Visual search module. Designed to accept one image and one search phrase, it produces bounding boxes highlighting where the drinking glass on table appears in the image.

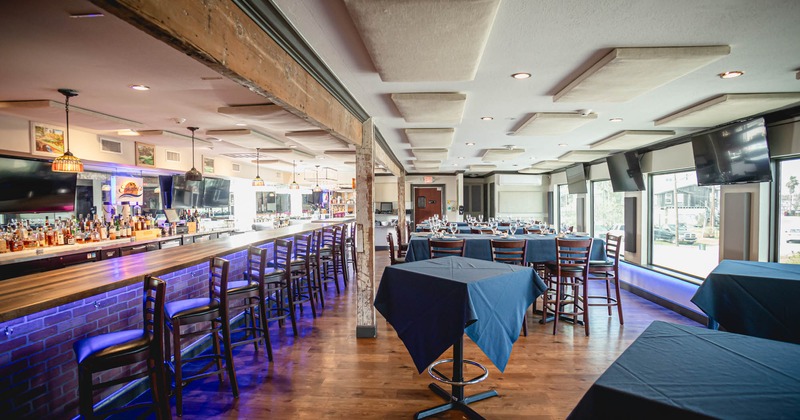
[509,222,517,237]
[449,223,458,236]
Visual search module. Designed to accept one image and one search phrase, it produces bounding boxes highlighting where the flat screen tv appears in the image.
[170,175,201,209]
[0,156,77,212]
[565,163,588,194]
[607,152,646,192]
[691,118,772,186]
[200,178,230,208]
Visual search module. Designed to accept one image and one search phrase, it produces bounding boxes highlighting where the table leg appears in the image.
[414,336,498,420]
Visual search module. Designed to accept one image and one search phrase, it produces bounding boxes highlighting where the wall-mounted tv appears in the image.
[170,175,201,209]
[0,156,77,213]
[607,152,646,192]
[691,118,772,186]
[200,178,230,208]
[565,163,588,194]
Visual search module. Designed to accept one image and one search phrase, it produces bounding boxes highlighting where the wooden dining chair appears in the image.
[395,223,409,258]
[543,237,593,336]
[428,238,466,259]
[524,227,542,234]
[386,233,405,265]
[588,233,623,324]
[490,239,530,336]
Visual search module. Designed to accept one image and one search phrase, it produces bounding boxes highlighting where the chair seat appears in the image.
[226,280,259,295]
[589,259,614,267]
[264,267,285,277]
[544,261,585,273]
[74,330,149,364]
[165,297,219,319]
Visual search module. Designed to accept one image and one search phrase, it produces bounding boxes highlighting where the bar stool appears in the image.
[226,246,273,361]
[543,238,593,335]
[291,232,318,319]
[344,222,357,275]
[386,233,405,265]
[319,226,344,294]
[307,229,326,309]
[265,239,298,336]
[490,239,529,336]
[588,233,624,324]
[73,275,171,420]
[164,257,238,416]
[335,224,350,288]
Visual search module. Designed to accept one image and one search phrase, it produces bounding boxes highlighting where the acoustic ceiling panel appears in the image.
[558,150,610,162]
[134,130,213,148]
[405,128,455,147]
[655,93,800,127]
[0,100,144,130]
[205,129,285,149]
[512,112,597,136]
[554,46,730,103]
[343,0,501,81]
[530,160,571,170]
[517,167,549,174]
[393,93,466,123]
[217,104,317,131]
[468,164,497,172]
[413,160,441,170]
[482,148,526,162]
[412,148,449,161]
[590,130,676,150]
[285,130,351,150]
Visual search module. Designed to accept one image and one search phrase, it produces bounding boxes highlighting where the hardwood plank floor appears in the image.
[173,251,701,419]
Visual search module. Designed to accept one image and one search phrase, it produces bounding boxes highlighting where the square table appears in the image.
[691,259,800,344]
[568,321,800,419]
[375,256,546,419]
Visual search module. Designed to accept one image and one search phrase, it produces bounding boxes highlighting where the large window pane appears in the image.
[650,171,720,278]
[558,184,576,232]
[592,180,625,249]
[778,159,800,263]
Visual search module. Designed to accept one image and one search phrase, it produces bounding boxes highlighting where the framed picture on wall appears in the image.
[30,122,65,156]
[203,156,214,174]
[135,142,156,167]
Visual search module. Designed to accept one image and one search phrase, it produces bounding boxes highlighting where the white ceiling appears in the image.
[1,0,799,179]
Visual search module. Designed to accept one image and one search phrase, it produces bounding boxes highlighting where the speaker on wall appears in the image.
[624,197,637,253]
[722,192,751,260]
[576,197,585,232]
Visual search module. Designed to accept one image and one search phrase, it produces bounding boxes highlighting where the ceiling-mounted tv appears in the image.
[200,178,230,208]
[170,175,201,209]
[0,156,77,213]
[691,118,772,186]
[565,163,588,194]
[607,152,646,192]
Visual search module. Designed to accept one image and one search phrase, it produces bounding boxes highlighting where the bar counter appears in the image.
[0,221,346,323]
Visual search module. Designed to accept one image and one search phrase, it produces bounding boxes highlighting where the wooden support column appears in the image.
[397,173,406,232]
[355,118,376,338]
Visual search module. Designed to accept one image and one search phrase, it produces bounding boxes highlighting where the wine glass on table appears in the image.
[449,223,458,236]
[509,222,517,237]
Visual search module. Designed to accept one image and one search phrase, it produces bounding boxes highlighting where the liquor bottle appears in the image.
[64,224,74,245]
[0,229,7,253]
[56,224,65,245]
[37,227,45,247]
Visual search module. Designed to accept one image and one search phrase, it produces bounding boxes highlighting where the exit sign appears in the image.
[423,176,433,184]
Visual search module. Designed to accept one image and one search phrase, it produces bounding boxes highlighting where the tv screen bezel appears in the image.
[0,156,77,213]
[607,152,646,192]
[565,163,588,194]
[691,118,772,186]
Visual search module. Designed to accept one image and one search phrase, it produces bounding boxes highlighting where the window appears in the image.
[777,159,800,263]
[558,184,576,232]
[650,171,720,278]
[591,180,624,244]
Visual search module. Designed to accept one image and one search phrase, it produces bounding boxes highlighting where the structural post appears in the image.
[355,118,376,338]
[397,173,406,234]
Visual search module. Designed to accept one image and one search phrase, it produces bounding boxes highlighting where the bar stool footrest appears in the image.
[427,358,489,386]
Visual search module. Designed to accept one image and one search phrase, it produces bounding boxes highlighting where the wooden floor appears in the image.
[171,251,700,419]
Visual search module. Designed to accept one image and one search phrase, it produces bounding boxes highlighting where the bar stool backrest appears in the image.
[554,238,592,278]
[245,246,267,283]
[273,238,293,268]
[604,233,622,267]
[490,239,527,265]
[209,257,231,309]
[143,275,167,358]
[321,226,336,249]
[429,238,466,258]
[294,232,313,260]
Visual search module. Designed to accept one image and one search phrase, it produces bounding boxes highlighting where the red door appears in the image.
[414,188,442,226]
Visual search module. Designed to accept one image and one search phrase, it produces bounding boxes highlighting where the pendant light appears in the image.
[289,159,300,189]
[252,148,265,186]
[313,165,323,192]
[185,127,203,181]
[51,88,83,173]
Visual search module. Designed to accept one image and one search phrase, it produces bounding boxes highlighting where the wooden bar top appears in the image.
[0,220,351,323]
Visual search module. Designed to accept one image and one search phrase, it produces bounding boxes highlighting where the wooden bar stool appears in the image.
[344,222,357,275]
[334,224,350,288]
[543,238,593,335]
[319,226,344,294]
[490,239,530,336]
[73,275,171,420]
[291,232,318,319]
[164,257,238,416]
[308,229,326,309]
[226,246,273,361]
[588,233,624,324]
[265,239,298,336]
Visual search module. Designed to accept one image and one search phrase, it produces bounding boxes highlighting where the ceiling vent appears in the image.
[100,138,122,154]
[165,150,181,162]
[232,163,241,172]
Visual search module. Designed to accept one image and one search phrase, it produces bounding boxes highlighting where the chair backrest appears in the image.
[419,227,432,232]
[310,229,322,262]
[491,239,527,265]
[321,226,336,248]
[294,232,313,261]
[524,227,542,234]
[349,222,356,240]
[245,246,267,283]
[405,221,412,242]
[395,224,404,244]
[273,238,293,268]
[470,228,483,234]
[142,275,166,348]
[554,238,592,278]
[605,233,622,266]
[208,257,231,309]
[386,233,399,265]
[428,238,466,258]
[498,222,511,227]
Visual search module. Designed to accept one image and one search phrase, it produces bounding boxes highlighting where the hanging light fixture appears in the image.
[252,148,265,186]
[51,88,83,173]
[313,165,323,192]
[289,159,300,189]
[185,126,203,181]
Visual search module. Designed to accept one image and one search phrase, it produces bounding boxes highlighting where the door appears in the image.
[414,187,442,225]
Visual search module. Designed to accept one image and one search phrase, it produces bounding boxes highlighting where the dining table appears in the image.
[405,233,606,264]
[568,321,800,419]
[375,256,546,419]
[691,259,800,344]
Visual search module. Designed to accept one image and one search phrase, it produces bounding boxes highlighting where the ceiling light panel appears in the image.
[217,103,317,131]
[590,130,676,150]
[285,130,350,150]
[655,93,800,127]
[558,150,610,162]
[482,148,526,162]
[412,148,449,161]
[554,46,730,103]
[530,160,571,170]
[405,128,455,148]
[344,0,501,81]
[512,112,597,136]
[468,164,497,172]
[392,93,466,123]
[518,167,549,174]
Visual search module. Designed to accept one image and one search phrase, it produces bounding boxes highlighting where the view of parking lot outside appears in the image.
[558,184,576,232]
[778,159,800,264]
[650,171,720,278]
[591,180,625,254]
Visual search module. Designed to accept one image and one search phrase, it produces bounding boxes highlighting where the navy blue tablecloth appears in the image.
[375,256,545,374]
[416,224,509,234]
[568,321,800,419]
[405,234,605,264]
[691,260,800,344]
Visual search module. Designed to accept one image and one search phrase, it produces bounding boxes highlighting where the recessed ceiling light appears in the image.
[481,116,494,121]
[559,143,568,147]
[466,142,476,146]
[458,156,465,159]
[129,84,150,91]
[609,117,624,123]
[511,72,531,79]
[235,123,247,127]
[718,70,744,79]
